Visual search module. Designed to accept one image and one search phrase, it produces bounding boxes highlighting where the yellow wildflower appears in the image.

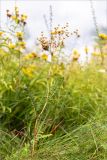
[16,32,23,38]
[22,64,36,78]
[8,43,16,49]
[84,46,89,54]
[99,33,107,40]
[51,31,57,35]
[41,53,48,61]
[72,49,80,61]
[18,41,26,49]
[21,14,28,21]
[11,15,17,20]
[23,52,37,60]
[0,31,4,36]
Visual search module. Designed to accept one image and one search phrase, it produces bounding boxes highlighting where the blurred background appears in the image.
[0,0,106,61]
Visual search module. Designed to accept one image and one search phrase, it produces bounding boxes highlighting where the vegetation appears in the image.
[0,5,107,160]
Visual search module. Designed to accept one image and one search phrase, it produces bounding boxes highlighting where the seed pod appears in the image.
[7,13,12,18]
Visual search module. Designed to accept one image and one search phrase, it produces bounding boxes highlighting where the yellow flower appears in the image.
[57,28,64,34]
[51,31,57,35]
[0,31,4,36]
[23,52,37,60]
[8,43,16,49]
[41,53,48,60]
[99,33,107,40]
[72,49,80,61]
[18,41,26,49]
[12,15,17,20]
[21,14,28,21]
[84,46,89,54]
[22,64,36,78]
[16,32,23,38]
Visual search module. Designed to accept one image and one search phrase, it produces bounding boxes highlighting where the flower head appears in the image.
[21,14,28,21]
[23,52,38,60]
[18,41,26,49]
[8,43,16,49]
[22,64,36,78]
[72,49,80,61]
[0,31,4,36]
[99,33,107,40]
[84,46,89,54]
[16,32,23,41]
[16,32,23,38]
[41,53,48,61]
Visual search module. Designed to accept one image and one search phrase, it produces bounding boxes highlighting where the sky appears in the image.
[0,0,106,61]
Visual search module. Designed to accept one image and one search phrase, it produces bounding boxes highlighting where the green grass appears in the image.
[1,52,107,160]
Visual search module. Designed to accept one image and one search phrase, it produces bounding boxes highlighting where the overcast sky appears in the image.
[0,0,106,60]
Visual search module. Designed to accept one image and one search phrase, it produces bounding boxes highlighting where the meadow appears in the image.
[0,4,107,160]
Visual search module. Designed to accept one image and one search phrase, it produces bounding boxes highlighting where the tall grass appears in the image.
[1,56,107,159]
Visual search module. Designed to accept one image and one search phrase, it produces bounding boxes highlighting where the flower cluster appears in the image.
[22,64,36,78]
[6,7,27,26]
[0,7,27,53]
[23,52,38,60]
[7,41,26,52]
[16,32,24,41]
[38,23,80,58]
[23,52,48,61]
[51,23,80,37]
[91,33,107,64]
[38,33,49,51]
